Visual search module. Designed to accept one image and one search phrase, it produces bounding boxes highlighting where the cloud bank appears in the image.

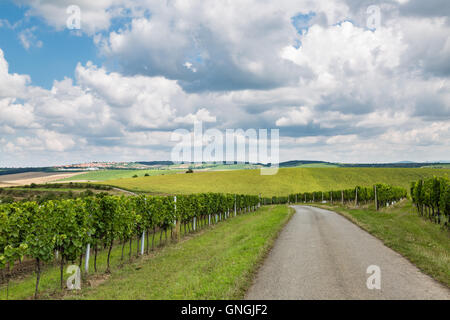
[0,0,449,166]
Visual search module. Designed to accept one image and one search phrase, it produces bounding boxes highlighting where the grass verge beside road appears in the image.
[68,205,293,300]
[311,200,450,288]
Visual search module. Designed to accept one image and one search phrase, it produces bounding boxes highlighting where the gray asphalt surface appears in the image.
[245,205,450,300]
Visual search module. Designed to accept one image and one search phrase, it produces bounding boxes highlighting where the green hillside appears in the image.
[58,169,181,182]
[99,167,449,196]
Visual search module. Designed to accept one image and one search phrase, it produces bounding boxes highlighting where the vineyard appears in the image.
[286,184,407,210]
[0,183,413,299]
[0,193,259,298]
[411,176,450,228]
[258,184,407,209]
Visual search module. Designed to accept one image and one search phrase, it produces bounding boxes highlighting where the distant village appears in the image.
[54,162,152,171]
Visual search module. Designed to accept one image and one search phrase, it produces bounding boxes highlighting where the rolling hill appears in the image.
[98,167,449,196]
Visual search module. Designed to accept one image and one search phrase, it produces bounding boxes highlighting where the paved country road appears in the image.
[245,206,450,300]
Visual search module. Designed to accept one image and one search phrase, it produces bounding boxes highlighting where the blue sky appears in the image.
[0,2,100,89]
[0,0,449,166]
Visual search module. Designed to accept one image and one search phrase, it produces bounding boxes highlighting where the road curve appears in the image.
[245,205,450,300]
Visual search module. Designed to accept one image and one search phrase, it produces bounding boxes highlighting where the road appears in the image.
[111,187,138,196]
[245,205,450,300]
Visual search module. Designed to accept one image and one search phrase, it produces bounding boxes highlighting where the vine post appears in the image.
[84,243,90,273]
[174,196,181,242]
[140,231,145,255]
[374,185,378,211]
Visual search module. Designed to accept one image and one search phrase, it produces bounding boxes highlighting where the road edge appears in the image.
[242,205,296,299]
[307,203,450,290]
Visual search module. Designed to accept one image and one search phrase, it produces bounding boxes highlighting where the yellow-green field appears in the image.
[57,169,181,182]
[99,167,449,196]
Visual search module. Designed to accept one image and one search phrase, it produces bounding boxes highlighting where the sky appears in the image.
[0,0,449,167]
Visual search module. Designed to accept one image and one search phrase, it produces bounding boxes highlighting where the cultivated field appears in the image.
[99,167,449,196]
[57,165,264,182]
[57,169,181,182]
[0,172,86,187]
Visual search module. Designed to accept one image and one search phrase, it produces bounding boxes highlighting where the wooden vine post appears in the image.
[85,243,90,274]
[174,196,181,241]
[374,185,378,211]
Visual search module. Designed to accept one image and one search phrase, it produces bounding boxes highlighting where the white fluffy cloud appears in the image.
[276,107,314,126]
[0,49,30,98]
[15,0,127,34]
[0,48,226,165]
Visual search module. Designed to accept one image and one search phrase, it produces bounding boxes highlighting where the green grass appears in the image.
[293,163,339,168]
[67,205,292,300]
[313,200,450,287]
[199,164,262,171]
[57,169,181,182]
[100,167,449,196]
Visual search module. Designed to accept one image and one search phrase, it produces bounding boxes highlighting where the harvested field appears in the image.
[0,172,87,187]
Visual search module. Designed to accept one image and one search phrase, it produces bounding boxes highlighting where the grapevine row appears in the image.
[263,184,407,209]
[0,193,259,298]
[410,176,450,228]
